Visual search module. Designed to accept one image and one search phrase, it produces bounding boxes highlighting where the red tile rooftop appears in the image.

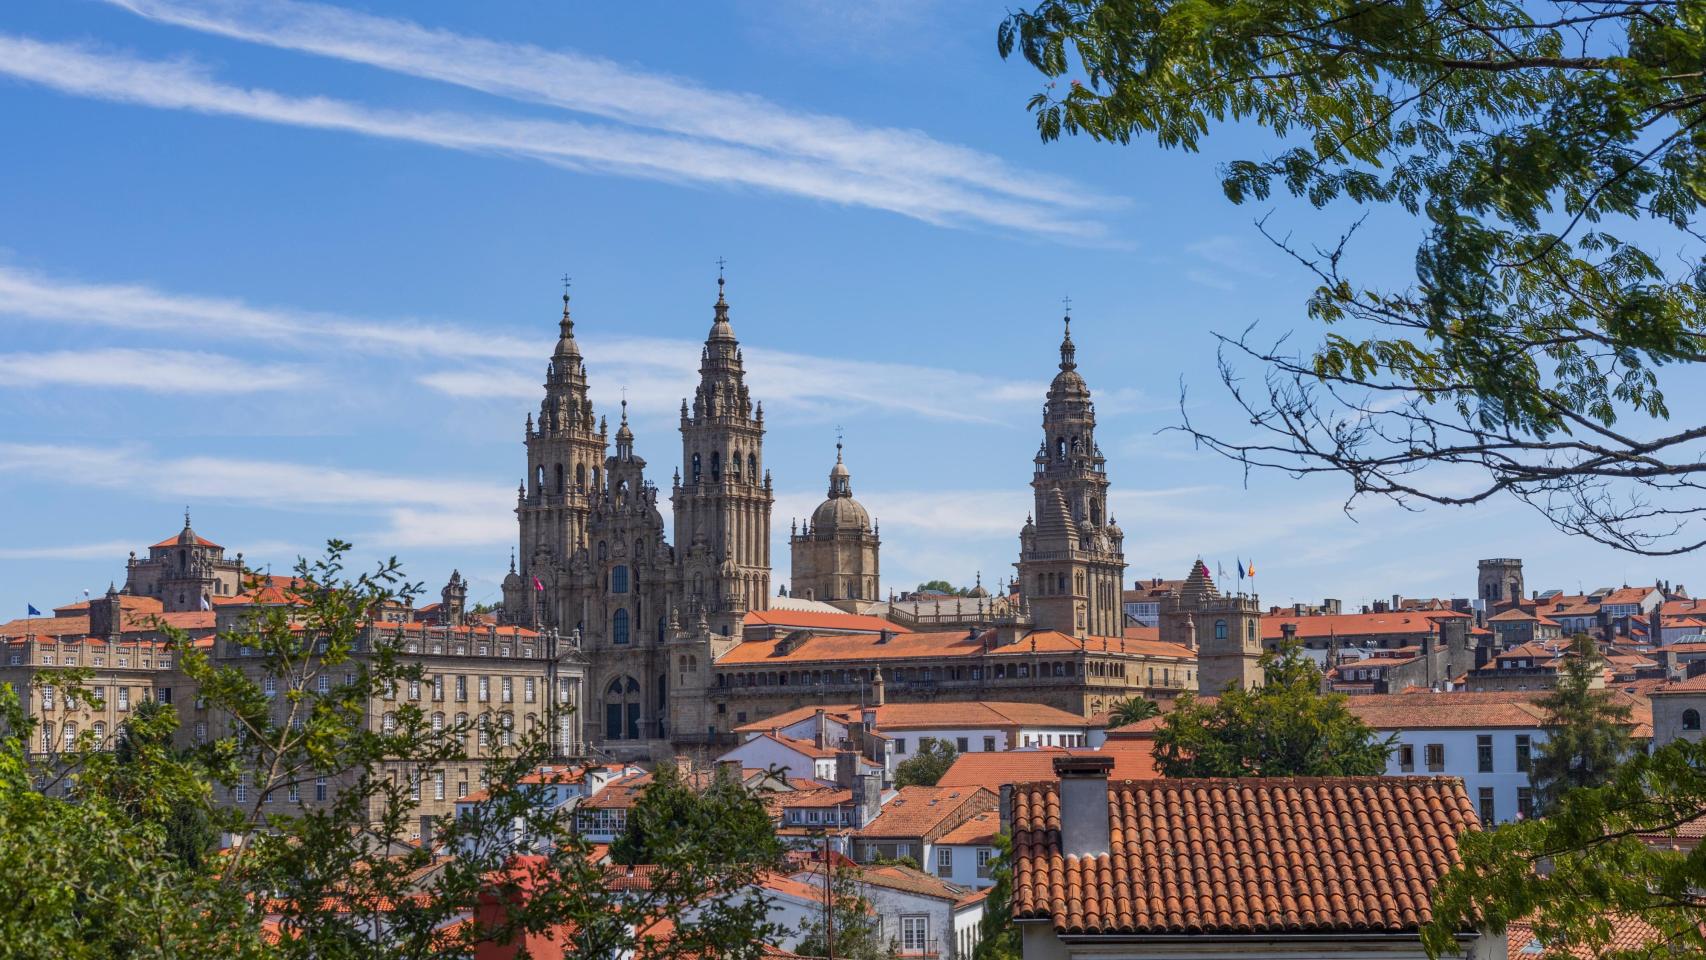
[1011,776,1478,936]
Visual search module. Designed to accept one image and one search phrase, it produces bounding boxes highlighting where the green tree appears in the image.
[893,738,959,787]
[610,763,785,869]
[1424,739,1706,958]
[973,833,1022,960]
[1153,639,1392,776]
[1,542,788,960]
[999,0,1706,557]
[1106,696,1159,729]
[1529,635,1634,814]
[795,864,897,960]
[914,580,972,596]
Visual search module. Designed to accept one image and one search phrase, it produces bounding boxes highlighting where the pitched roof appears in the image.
[717,628,1095,666]
[937,743,1158,789]
[935,811,999,846]
[1263,609,1470,640]
[854,786,994,839]
[1505,913,1669,957]
[733,700,1094,735]
[742,609,901,635]
[1011,776,1477,936]
[1345,692,1551,729]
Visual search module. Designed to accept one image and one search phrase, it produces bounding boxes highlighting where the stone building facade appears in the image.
[788,444,881,609]
[502,280,768,758]
[1158,559,1265,693]
[1015,318,1127,640]
[122,513,246,611]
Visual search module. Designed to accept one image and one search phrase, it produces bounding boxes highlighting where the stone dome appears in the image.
[810,442,871,533]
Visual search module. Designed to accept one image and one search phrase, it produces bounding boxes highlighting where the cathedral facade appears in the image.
[502,279,769,754]
[503,284,1196,758]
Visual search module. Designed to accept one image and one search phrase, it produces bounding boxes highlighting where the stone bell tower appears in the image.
[672,273,773,636]
[1016,313,1127,639]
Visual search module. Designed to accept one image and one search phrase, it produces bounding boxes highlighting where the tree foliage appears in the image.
[1530,635,1634,814]
[1424,738,1706,958]
[1153,639,1393,776]
[0,542,785,959]
[1107,696,1160,729]
[973,833,1023,960]
[893,738,959,787]
[1000,0,1706,556]
[914,580,975,596]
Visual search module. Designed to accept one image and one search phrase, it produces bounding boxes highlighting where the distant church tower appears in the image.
[1160,559,1264,693]
[1015,314,1127,639]
[1478,558,1524,607]
[672,274,773,636]
[790,442,881,609]
[514,290,608,626]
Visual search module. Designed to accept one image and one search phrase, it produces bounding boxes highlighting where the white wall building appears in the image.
[1346,693,1552,823]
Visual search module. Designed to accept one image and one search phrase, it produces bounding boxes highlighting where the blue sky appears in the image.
[0,0,1691,617]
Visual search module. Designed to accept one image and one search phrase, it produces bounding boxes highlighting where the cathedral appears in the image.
[503,279,1202,759]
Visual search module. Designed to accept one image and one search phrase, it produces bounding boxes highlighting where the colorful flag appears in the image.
[26,604,40,617]
[1247,560,1256,577]
[532,576,544,592]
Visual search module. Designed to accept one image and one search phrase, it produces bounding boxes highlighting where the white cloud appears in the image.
[0,263,540,361]
[0,347,306,392]
[0,541,142,561]
[0,442,514,550]
[0,31,1102,239]
[101,0,1097,214]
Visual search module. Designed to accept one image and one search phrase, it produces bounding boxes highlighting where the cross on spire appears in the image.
[1061,294,1072,316]
[714,256,728,305]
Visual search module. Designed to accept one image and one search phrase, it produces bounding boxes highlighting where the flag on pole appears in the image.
[1247,559,1256,578]
[26,604,40,617]
[532,576,544,592]
[1235,557,1244,581]
[199,595,212,611]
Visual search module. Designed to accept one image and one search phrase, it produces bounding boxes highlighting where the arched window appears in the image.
[1214,619,1228,640]
[576,464,586,490]
[535,465,545,492]
[431,712,444,733]
[605,676,641,741]
[731,448,742,479]
[382,712,397,734]
[1686,709,1702,731]
[611,565,629,594]
[554,464,565,494]
[1056,437,1066,459]
[1246,620,1257,643]
[613,609,630,645]
[748,454,757,483]
[91,721,105,742]
[692,453,702,482]
[711,452,721,482]
[62,722,76,750]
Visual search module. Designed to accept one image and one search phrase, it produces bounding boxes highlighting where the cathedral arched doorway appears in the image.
[604,676,641,741]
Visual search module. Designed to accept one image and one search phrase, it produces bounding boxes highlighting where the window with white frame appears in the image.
[117,687,130,711]
[901,916,929,952]
[317,675,330,694]
[938,847,953,875]
[479,676,490,702]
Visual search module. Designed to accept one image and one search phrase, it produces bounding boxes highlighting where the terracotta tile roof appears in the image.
[796,862,965,902]
[935,811,999,846]
[1650,672,1706,695]
[733,700,1093,735]
[1600,587,1658,607]
[743,609,901,634]
[53,594,163,616]
[1346,692,1551,729]
[149,533,221,549]
[1122,625,1160,643]
[718,628,1110,666]
[1261,610,1470,641]
[780,787,853,809]
[854,786,994,839]
[1505,913,1668,957]
[1011,776,1478,936]
[937,744,1158,789]
[1488,608,1541,622]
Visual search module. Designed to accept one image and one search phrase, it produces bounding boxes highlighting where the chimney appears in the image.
[1392,594,1403,612]
[878,629,893,644]
[1051,754,1113,858]
[716,759,742,784]
[671,754,693,779]
[814,708,829,749]
[871,668,885,707]
[835,749,858,788]
[1280,622,1298,646]
[1474,640,1492,670]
